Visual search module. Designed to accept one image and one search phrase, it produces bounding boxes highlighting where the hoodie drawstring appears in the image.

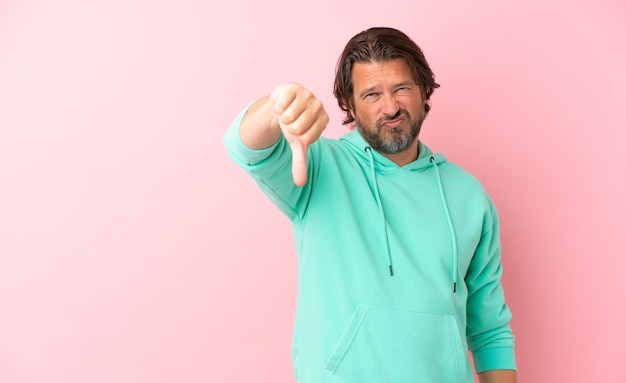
[362,146,458,291]
[365,147,394,276]
[430,156,458,293]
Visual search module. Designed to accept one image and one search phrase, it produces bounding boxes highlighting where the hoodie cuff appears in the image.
[472,347,517,373]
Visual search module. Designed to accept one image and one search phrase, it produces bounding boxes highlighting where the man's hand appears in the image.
[269,83,329,186]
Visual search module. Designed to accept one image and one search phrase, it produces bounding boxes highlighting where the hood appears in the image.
[340,130,448,172]
[339,130,458,293]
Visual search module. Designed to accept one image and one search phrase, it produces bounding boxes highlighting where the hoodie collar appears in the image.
[340,130,447,172]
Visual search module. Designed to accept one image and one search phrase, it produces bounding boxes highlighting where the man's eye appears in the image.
[396,87,412,94]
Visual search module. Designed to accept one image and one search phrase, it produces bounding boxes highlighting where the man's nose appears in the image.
[381,93,400,117]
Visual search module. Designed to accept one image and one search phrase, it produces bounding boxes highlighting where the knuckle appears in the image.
[289,120,305,135]
[322,113,329,125]
[280,109,296,123]
[272,84,298,112]
[272,97,288,115]
[312,98,324,113]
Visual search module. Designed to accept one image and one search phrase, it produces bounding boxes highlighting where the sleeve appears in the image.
[223,104,314,221]
[465,196,517,373]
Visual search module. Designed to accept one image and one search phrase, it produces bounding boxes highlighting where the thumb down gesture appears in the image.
[269,83,329,186]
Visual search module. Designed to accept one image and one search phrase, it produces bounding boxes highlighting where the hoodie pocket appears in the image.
[325,304,469,383]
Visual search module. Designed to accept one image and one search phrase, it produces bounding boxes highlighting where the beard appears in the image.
[355,107,425,155]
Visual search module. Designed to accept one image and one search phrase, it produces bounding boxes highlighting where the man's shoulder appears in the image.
[310,130,363,157]
[439,159,490,195]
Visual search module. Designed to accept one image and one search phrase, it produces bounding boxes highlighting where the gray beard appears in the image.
[356,109,425,155]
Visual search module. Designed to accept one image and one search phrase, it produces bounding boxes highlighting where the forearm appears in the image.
[239,96,282,150]
[478,369,517,383]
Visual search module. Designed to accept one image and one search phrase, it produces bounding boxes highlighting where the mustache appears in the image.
[382,109,404,121]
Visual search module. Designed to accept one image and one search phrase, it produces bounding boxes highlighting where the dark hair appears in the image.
[333,27,440,125]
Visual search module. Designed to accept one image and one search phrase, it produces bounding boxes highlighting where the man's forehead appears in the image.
[352,59,414,89]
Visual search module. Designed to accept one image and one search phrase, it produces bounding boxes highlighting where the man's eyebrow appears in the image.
[358,86,379,98]
[395,81,417,88]
[358,81,417,98]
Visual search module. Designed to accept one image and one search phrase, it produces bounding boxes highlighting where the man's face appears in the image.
[351,59,425,155]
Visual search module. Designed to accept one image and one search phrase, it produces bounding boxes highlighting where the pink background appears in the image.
[1,0,625,382]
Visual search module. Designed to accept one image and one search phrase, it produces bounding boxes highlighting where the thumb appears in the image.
[288,139,308,186]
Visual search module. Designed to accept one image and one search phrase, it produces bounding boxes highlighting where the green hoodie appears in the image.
[224,107,516,383]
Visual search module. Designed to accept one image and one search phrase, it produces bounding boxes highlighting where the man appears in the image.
[224,27,517,383]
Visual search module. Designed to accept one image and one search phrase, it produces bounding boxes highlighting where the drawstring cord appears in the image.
[365,147,394,276]
[430,156,458,293]
[362,148,458,289]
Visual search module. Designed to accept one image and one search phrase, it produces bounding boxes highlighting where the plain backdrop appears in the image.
[1,0,625,382]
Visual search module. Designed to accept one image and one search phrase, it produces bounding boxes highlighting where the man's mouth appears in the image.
[381,116,405,130]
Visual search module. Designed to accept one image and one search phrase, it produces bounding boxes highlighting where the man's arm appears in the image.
[238,96,281,150]
[478,369,517,383]
[465,197,517,373]
[239,83,329,186]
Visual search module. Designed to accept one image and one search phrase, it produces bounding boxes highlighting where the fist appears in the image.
[269,84,329,186]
